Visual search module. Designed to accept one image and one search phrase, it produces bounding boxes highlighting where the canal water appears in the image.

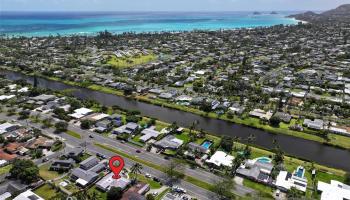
[2,70,350,172]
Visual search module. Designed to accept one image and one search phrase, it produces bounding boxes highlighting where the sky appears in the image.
[0,0,349,12]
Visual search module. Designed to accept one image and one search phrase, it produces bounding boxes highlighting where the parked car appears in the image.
[136,150,141,153]
[145,173,151,178]
[96,153,107,159]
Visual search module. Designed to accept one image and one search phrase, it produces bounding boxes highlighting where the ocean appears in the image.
[0,11,300,37]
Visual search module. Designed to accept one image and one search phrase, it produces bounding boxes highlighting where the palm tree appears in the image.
[130,163,143,183]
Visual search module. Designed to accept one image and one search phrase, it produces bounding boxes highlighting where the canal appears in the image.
[2,70,350,172]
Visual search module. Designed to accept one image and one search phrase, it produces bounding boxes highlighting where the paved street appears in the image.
[0,112,255,199]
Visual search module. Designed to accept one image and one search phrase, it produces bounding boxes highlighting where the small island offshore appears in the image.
[0,3,349,200]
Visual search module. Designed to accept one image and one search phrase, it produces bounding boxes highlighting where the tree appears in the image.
[0,135,5,144]
[287,187,304,199]
[53,107,69,121]
[231,153,244,176]
[10,159,39,183]
[269,116,281,127]
[18,110,30,120]
[272,144,284,167]
[31,149,43,159]
[345,173,350,185]
[42,117,53,128]
[220,136,234,153]
[130,163,143,183]
[80,120,92,129]
[146,193,155,200]
[212,178,235,200]
[107,187,123,200]
[165,160,185,185]
[55,121,68,133]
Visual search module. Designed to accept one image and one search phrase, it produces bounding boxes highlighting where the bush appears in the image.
[10,159,39,183]
[80,120,93,129]
[55,121,68,133]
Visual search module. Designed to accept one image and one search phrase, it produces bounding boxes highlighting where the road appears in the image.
[0,112,255,199]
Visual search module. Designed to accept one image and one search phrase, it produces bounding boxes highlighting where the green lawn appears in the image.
[34,184,60,199]
[155,188,170,200]
[88,186,107,200]
[66,130,81,139]
[175,132,190,143]
[243,179,274,198]
[107,54,156,68]
[130,174,162,189]
[39,163,61,180]
[0,164,12,175]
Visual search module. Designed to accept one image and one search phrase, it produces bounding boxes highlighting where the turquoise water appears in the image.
[294,167,305,178]
[256,157,272,163]
[0,11,300,37]
[201,141,213,149]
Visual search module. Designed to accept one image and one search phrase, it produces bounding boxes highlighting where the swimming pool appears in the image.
[201,141,213,149]
[294,166,305,178]
[255,157,272,163]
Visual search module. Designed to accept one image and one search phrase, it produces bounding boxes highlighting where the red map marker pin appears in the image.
[109,155,125,179]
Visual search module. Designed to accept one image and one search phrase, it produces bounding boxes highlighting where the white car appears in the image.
[145,173,151,178]
[152,192,158,196]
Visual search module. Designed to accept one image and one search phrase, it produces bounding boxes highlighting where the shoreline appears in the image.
[0,12,300,38]
[2,67,350,152]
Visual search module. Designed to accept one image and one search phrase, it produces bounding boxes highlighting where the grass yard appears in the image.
[155,188,170,200]
[66,130,81,139]
[34,184,60,199]
[175,132,190,143]
[39,163,61,180]
[88,186,107,200]
[130,174,162,189]
[0,164,12,175]
[243,179,274,198]
[107,54,156,68]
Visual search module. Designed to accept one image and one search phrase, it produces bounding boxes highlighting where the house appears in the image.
[71,168,99,187]
[139,126,161,142]
[206,151,234,168]
[31,94,56,102]
[317,180,350,200]
[236,159,274,184]
[68,107,94,119]
[80,156,100,170]
[108,114,123,126]
[187,142,209,154]
[13,190,44,200]
[113,122,138,135]
[50,159,75,171]
[273,112,292,123]
[228,104,245,115]
[65,147,84,160]
[159,93,173,99]
[303,119,324,130]
[89,160,107,173]
[154,135,184,150]
[83,113,110,122]
[249,109,273,120]
[95,120,112,133]
[96,173,131,192]
[0,122,19,135]
[121,182,150,200]
[275,166,308,192]
[0,149,17,161]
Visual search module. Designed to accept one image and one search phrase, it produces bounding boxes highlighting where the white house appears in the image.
[68,107,93,119]
[317,180,350,200]
[206,151,234,167]
[13,190,44,200]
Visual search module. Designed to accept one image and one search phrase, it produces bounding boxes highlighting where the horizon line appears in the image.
[0,10,321,13]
